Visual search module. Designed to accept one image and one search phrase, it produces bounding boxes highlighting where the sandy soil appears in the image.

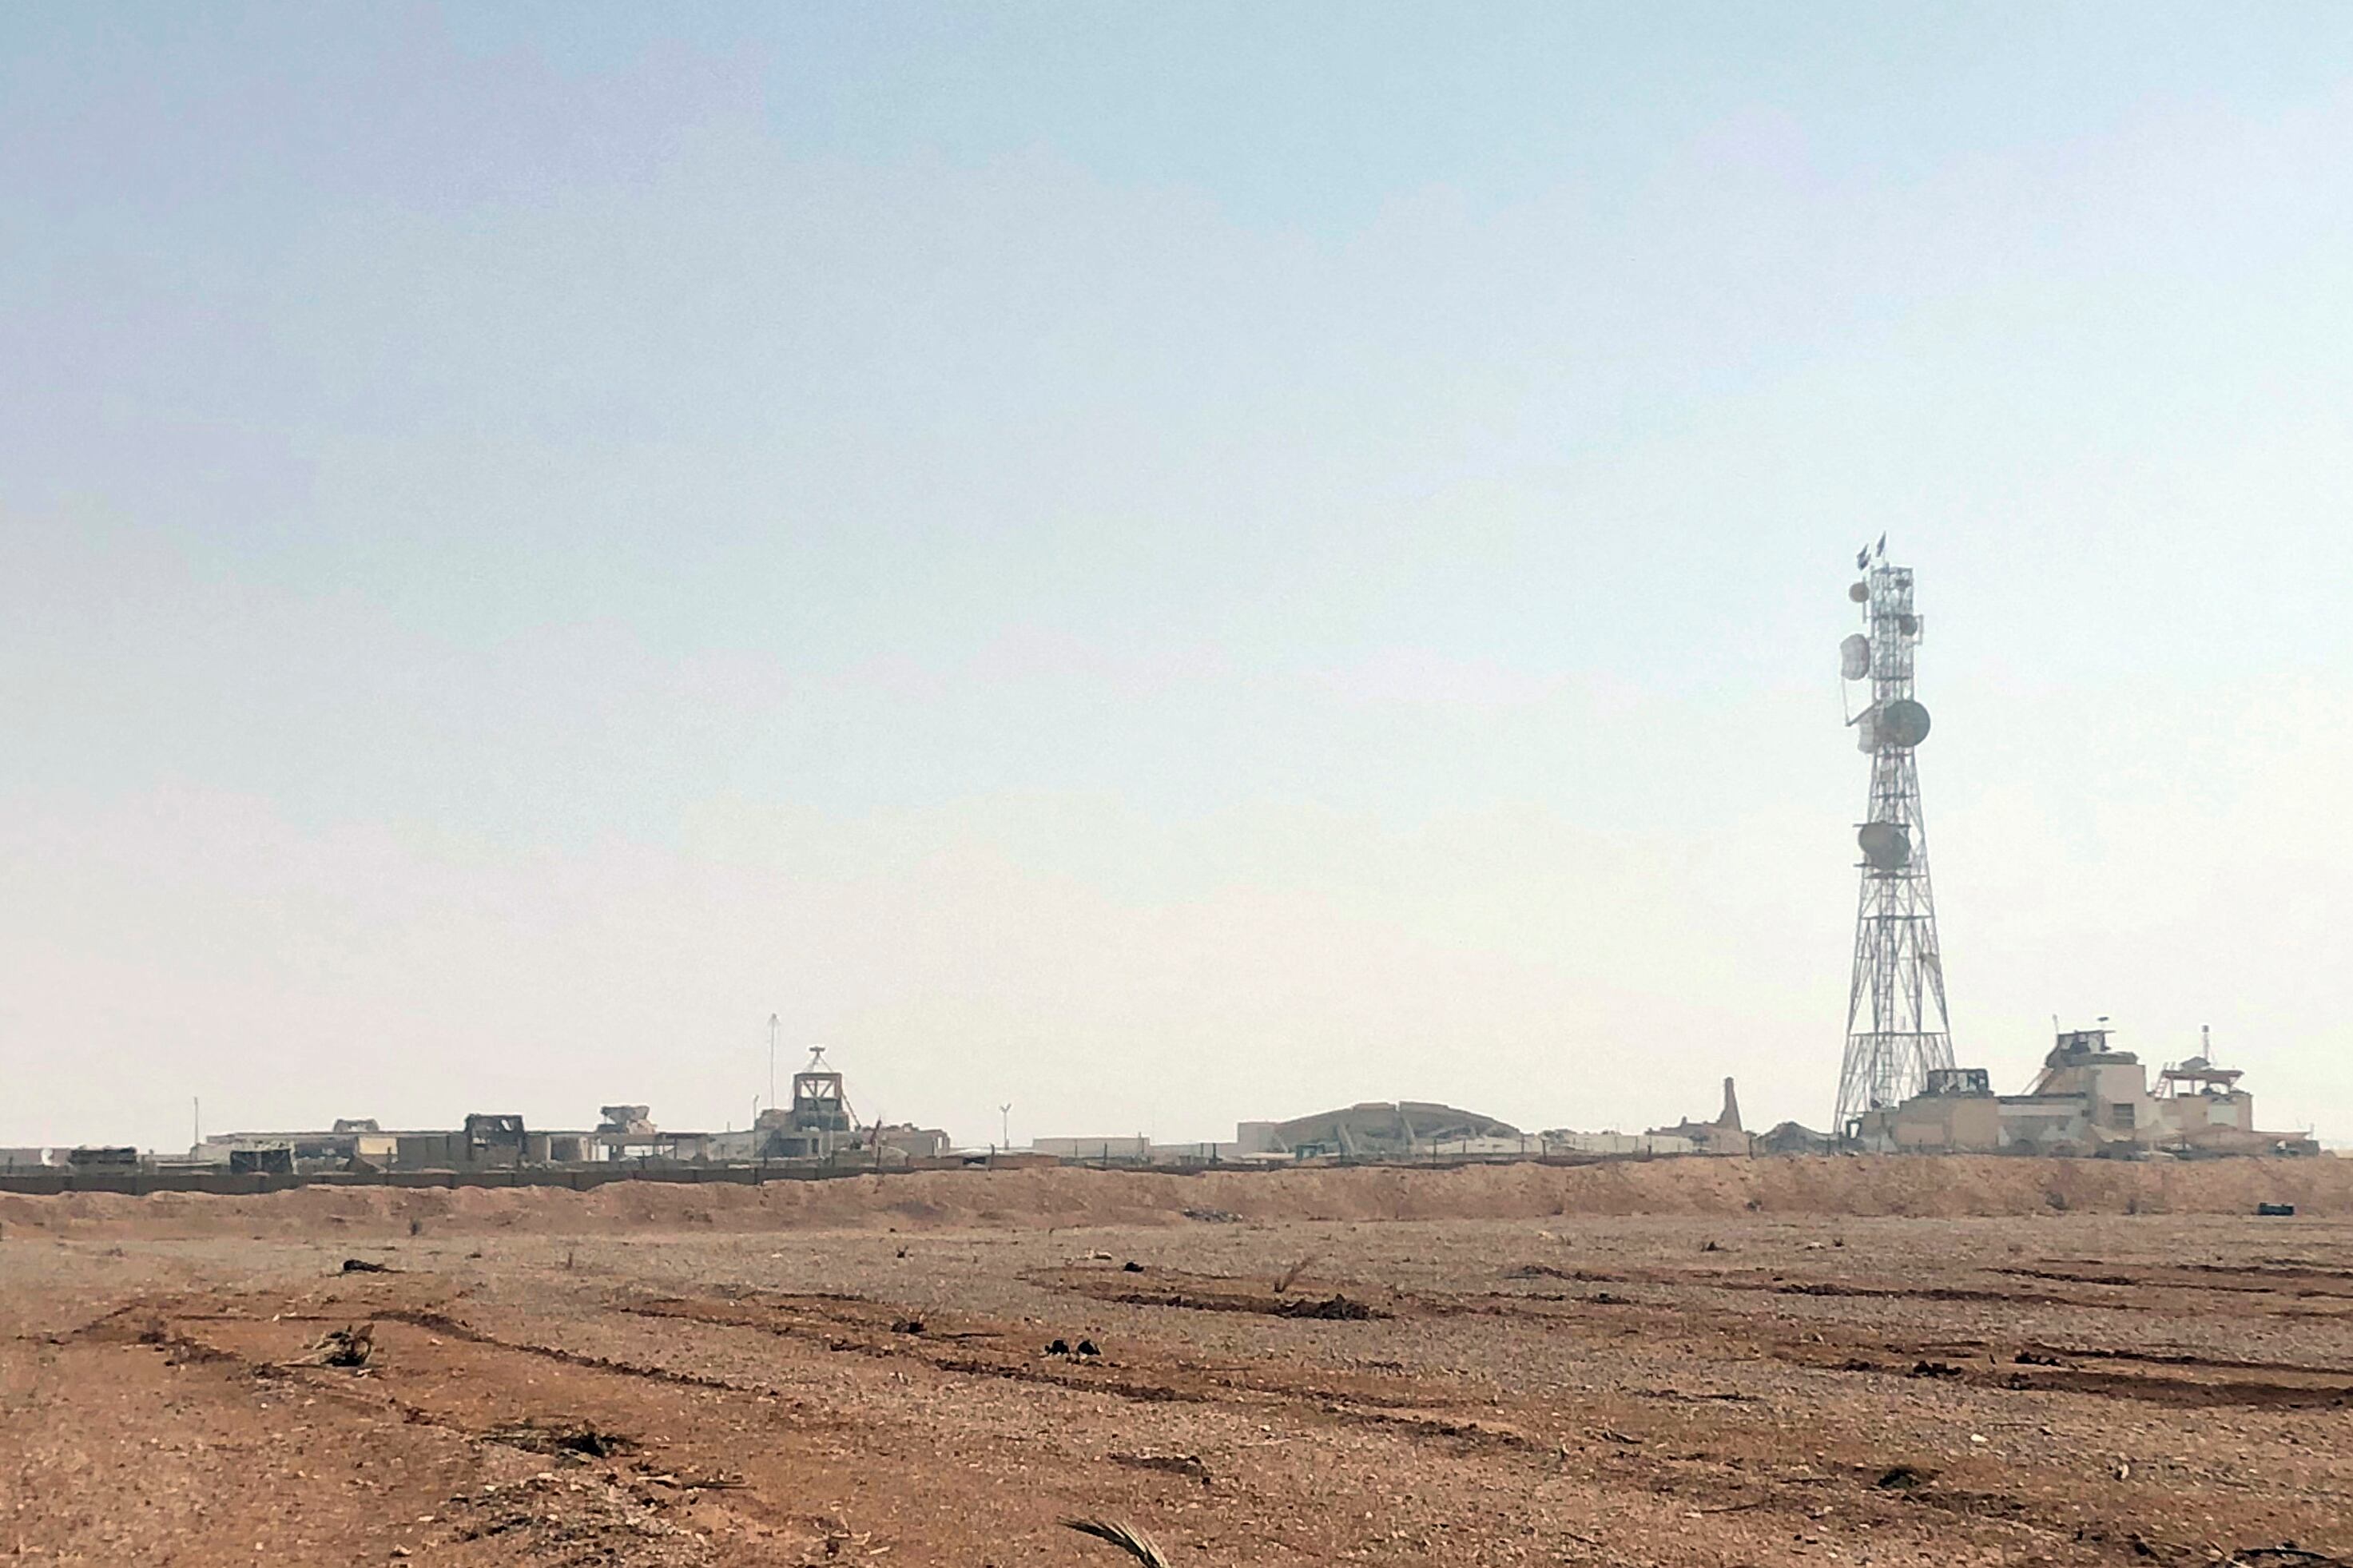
[4,1159,2350,1566]
[7,1154,2353,1241]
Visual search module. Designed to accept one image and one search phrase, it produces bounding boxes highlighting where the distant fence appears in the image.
[0,1162,926,1197]
[0,1150,1633,1198]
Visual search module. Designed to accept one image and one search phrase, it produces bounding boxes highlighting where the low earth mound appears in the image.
[3,1155,2347,1240]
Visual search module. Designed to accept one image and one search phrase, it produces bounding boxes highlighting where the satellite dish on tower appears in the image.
[1834,541,1954,1132]
[1858,821,1911,870]
[1878,698,1931,748]
[1839,634,1870,681]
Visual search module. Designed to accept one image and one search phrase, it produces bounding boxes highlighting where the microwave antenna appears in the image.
[1834,539,1956,1129]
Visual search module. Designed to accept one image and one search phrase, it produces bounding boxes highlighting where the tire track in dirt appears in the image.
[372,1307,767,1396]
[1783,1344,2353,1410]
[2000,1266,2353,1300]
[617,1291,1549,1456]
[988,1267,2353,1554]
[46,1301,769,1566]
[1431,1268,2353,1408]
[607,1287,2089,1550]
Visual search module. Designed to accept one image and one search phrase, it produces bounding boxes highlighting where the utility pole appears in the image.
[1000,1102,1012,1153]
[767,1013,781,1117]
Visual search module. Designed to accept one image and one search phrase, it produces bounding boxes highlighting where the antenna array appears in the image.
[1834,543,1957,1129]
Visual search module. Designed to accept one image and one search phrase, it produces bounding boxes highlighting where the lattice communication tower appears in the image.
[1834,541,1955,1130]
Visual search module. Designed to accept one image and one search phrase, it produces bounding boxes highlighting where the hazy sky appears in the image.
[5,2,2351,1152]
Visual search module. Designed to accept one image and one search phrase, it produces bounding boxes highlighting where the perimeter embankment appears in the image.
[2,1155,2347,1240]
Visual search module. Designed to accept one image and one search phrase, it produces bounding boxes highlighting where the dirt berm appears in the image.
[4,1155,2347,1239]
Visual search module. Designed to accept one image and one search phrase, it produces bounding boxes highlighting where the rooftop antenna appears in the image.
[1834,542,1957,1129]
[766,1013,781,1118]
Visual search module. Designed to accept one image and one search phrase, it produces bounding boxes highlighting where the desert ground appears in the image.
[4,1157,2351,1567]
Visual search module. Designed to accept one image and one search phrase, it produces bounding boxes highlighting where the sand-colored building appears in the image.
[1853,1029,2314,1157]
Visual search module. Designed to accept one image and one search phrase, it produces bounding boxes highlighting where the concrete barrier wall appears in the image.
[0,1161,917,1197]
[0,1151,1676,1200]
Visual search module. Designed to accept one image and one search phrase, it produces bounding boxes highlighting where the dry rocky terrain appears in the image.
[3,1157,2350,1566]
